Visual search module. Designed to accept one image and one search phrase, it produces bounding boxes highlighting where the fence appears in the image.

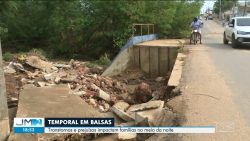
[132,24,154,37]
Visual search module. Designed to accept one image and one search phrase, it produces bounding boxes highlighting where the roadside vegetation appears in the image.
[0,0,203,60]
[213,0,238,15]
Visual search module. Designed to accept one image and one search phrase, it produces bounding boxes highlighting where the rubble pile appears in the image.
[4,55,178,140]
[4,55,128,112]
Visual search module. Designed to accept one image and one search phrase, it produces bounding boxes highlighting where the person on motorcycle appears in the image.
[190,17,203,44]
[190,17,202,34]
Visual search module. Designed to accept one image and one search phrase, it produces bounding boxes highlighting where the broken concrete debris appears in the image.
[119,121,136,127]
[26,56,54,73]
[4,54,177,141]
[54,76,61,83]
[110,100,166,127]
[88,98,98,107]
[126,100,163,112]
[91,84,111,102]
[111,101,133,121]
[111,105,135,122]
[53,63,71,68]
[4,66,16,74]
[70,91,86,96]
[44,73,53,81]
[37,81,46,87]
[113,101,130,112]
[126,100,165,126]
[27,80,35,84]
[151,87,166,100]
[155,76,164,82]
[118,133,137,141]
[4,62,27,73]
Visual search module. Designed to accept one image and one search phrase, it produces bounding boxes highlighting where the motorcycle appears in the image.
[190,29,201,45]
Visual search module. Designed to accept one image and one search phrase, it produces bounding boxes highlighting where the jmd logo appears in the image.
[14,118,43,127]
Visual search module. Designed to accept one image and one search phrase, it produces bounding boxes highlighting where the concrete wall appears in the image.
[168,53,186,87]
[133,46,178,77]
[102,34,156,77]
[0,39,10,141]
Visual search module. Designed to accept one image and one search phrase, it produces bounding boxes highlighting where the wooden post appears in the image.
[0,39,10,141]
[148,25,149,35]
[153,25,154,34]
[140,25,142,36]
[132,24,134,37]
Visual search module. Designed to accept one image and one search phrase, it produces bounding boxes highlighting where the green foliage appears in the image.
[3,52,14,61]
[85,62,96,68]
[95,53,111,66]
[213,0,238,14]
[0,1,203,59]
[86,53,111,67]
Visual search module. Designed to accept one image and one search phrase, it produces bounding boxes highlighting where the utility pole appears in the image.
[0,38,10,141]
[219,0,222,20]
[243,0,247,16]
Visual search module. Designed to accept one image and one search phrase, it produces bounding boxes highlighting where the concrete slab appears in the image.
[168,53,186,87]
[126,100,163,113]
[127,101,164,126]
[118,133,137,141]
[16,84,103,117]
[136,39,184,47]
[9,84,118,141]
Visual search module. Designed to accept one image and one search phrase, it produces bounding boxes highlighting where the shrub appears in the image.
[87,53,112,67]
[96,53,111,66]
[3,52,14,61]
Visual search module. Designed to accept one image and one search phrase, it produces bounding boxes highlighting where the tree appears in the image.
[0,0,203,59]
[213,0,238,14]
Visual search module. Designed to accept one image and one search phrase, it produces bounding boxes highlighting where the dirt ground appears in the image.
[113,67,168,93]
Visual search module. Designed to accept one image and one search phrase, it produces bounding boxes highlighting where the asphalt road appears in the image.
[202,19,250,126]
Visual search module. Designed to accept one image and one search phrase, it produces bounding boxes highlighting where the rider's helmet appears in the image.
[193,17,198,22]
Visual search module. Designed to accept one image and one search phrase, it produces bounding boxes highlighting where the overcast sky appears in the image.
[200,0,215,14]
[200,0,247,14]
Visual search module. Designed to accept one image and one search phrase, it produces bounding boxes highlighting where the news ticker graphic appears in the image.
[14,118,44,133]
[14,118,215,134]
